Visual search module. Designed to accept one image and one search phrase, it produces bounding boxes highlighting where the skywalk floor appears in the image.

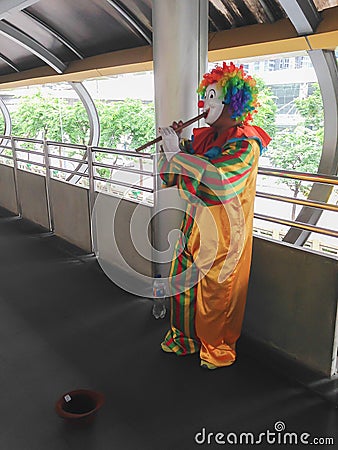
[0,206,336,450]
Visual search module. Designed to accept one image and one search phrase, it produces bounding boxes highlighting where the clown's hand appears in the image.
[159,126,180,161]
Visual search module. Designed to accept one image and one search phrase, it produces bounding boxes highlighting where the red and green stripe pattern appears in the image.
[162,207,201,355]
[158,138,255,205]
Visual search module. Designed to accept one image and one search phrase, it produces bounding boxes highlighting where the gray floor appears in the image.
[0,206,337,450]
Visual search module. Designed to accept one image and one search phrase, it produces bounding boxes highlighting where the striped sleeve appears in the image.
[200,139,256,204]
[158,139,257,205]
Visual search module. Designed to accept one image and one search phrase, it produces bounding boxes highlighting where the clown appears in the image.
[158,62,271,369]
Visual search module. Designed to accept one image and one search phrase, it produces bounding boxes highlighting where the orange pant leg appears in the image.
[188,204,253,367]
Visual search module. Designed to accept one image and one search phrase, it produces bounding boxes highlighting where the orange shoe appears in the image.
[200,360,218,370]
[200,359,235,369]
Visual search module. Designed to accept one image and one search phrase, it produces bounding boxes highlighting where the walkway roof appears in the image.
[0,0,337,87]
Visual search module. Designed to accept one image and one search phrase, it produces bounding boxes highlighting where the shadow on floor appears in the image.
[0,207,337,450]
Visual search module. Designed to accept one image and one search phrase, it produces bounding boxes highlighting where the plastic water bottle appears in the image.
[152,274,166,319]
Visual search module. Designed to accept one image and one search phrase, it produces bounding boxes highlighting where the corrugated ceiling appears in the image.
[0,0,336,78]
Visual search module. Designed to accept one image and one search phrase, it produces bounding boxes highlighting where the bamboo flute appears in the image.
[134,112,206,153]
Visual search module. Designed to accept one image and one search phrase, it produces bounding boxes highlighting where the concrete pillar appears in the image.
[152,0,208,276]
[152,0,208,132]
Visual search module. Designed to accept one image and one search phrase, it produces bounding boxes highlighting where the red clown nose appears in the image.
[198,100,204,108]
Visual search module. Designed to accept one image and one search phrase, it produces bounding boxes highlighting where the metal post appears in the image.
[10,136,22,217]
[283,50,338,245]
[86,145,95,253]
[43,138,54,232]
[152,0,208,277]
[152,0,208,136]
[0,97,11,152]
[66,82,100,185]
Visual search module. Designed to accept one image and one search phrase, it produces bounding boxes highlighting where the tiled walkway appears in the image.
[0,207,336,449]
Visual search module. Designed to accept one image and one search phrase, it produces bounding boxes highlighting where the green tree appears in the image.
[269,84,324,220]
[105,98,155,150]
[11,91,67,141]
[62,101,90,144]
[95,98,155,182]
[269,127,322,219]
[10,92,156,180]
[95,98,155,148]
[252,78,277,139]
[11,92,156,148]
[294,84,323,132]
[0,114,4,134]
[10,92,69,168]
[109,99,155,191]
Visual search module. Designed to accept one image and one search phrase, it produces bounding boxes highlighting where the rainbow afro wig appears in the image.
[197,62,259,124]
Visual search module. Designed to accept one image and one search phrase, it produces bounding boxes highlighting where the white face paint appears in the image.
[203,83,224,125]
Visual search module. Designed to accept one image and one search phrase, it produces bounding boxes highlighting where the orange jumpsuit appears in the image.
[159,124,270,367]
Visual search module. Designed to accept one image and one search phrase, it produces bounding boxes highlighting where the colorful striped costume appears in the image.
[159,124,270,367]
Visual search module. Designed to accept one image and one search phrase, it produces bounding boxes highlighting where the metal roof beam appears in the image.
[106,0,152,45]
[69,82,100,147]
[278,0,334,246]
[257,0,275,22]
[0,95,11,148]
[0,20,67,73]
[0,95,12,160]
[22,10,84,60]
[283,50,338,245]
[278,0,321,35]
[66,82,100,184]
[0,52,19,72]
[0,0,39,19]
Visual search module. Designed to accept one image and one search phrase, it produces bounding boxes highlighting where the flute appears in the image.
[134,112,206,153]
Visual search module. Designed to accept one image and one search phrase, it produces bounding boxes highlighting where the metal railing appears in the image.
[258,167,338,186]
[256,167,338,240]
[0,134,155,233]
[0,134,337,249]
[253,225,338,256]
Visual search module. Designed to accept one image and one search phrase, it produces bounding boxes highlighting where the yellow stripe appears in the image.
[198,171,249,198]
[198,184,235,198]
[173,156,204,181]
[218,148,254,176]
[184,255,196,354]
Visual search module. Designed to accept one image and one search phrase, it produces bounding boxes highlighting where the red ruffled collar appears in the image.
[191,125,271,155]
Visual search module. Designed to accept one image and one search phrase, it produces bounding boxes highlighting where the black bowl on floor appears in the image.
[55,389,105,426]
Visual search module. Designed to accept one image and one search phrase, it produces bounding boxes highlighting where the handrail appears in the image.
[16,158,45,168]
[0,133,337,244]
[254,213,338,239]
[92,161,153,176]
[255,191,338,213]
[91,146,153,158]
[15,148,44,157]
[13,137,43,144]
[48,166,89,177]
[258,167,338,186]
[256,168,337,240]
[48,153,89,164]
[93,174,153,192]
[47,140,87,150]
[0,134,152,189]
